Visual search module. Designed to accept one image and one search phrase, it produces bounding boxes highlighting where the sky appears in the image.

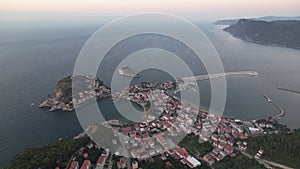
[0,0,300,20]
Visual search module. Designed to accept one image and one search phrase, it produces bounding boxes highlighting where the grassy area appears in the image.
[179,134,213,157]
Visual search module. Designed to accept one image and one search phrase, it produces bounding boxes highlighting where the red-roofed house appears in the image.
[176,147,190,159]
[165,161,172,167]
[80,160,91,169]
[167,149,175,155]
[181,158,188,164]
[224,145,234,154]
[97,156,106,166]
[117,158,127,169]
[69,161,79,169]
[172,153,181,159]
[83,153,89,158]
[156,135,167,145]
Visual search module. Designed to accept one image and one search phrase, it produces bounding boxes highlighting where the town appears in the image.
[59,79,284,169]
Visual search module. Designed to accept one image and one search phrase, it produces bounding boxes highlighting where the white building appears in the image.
[186,157,201,168]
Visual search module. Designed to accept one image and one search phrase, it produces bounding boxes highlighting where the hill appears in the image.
[8,137,90,169]
[223,19,300,49]
[39,75,111,111]
[215,16,300,25]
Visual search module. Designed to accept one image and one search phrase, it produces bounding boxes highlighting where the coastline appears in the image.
[9,91,296,168]
[229,34,300,50]
[10,72,298,169]
[21,73,299,168]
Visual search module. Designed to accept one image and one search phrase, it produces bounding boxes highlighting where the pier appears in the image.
[260,92,286,120]
[277,86,300,94]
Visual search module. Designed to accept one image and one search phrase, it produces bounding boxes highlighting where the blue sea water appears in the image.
[0,16,300,168]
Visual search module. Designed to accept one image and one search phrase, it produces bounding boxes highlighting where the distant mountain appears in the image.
[215,16,300,25]
[224,19,300,49]
[215,19,238,25]
[254,16,300,22]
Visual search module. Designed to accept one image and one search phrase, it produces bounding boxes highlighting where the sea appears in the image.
[0,15,300,168]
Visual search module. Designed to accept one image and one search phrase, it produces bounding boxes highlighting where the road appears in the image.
[240,151,294,169]
[118,134,131,169]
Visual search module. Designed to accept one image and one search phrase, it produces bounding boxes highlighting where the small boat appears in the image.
[30,103,35,107]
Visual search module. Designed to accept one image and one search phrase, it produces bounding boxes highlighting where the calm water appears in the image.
[0,16,300,168]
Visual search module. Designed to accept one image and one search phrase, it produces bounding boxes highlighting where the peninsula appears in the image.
[39,75,111,111]
[39,71,257,112]
[224,19,300,49]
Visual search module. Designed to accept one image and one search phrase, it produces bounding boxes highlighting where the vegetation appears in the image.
[246,129,300,168]
[224,19,300,49]
[55,75,73,103]
[179,134,213,157]
[213,154,265,169]
[8,137,90,169]
[53,75,108,104]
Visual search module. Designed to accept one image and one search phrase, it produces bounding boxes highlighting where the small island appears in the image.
[118,65,140,78]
